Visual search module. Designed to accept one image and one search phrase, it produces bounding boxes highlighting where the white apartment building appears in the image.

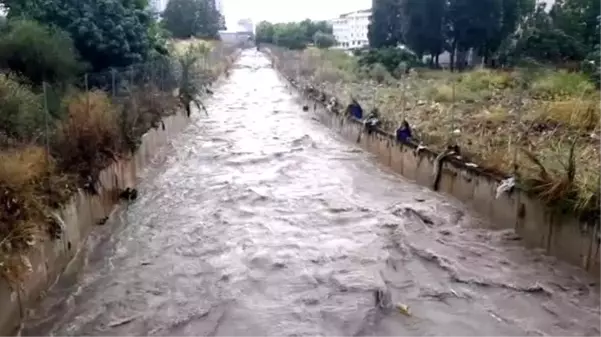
[330,9,371,50]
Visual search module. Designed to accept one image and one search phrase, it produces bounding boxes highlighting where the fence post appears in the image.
[85,73,90,120]
[512,80,525,177]
[158,59,164,92]
[400,78,407,124]
[111,69,116,98]
[449,78,457,146]
[129,65,134,91]
[42,81,50,165]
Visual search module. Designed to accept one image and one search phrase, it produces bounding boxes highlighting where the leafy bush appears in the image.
[6,0,158,71]
[0,74,44,143]
[357,47,421,74]
[460,68,514,91]
[530,70,596,99]
[0,145,73,284]
[313,31,336,49]
[513,27,587,65]
[273,26,307,50]
[0,19,83,86]
[367,63,393,84]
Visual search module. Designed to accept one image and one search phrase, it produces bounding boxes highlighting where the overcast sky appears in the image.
[223,0,371,28]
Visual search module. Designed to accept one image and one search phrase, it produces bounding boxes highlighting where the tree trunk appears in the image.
[450,40,457,72]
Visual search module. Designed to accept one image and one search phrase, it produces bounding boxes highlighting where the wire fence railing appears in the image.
[0,44,239,283]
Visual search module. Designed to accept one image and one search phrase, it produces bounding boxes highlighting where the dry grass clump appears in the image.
[172,38,215,56]
[271,47,600,218]
[121,85,179,152]
[0,40,236,285]
[53,90,121,184]
[0,146,73,284]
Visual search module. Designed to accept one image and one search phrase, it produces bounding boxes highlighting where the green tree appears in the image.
[2,0,158,71]
[445,0,504,70]
[400,0,446,63]
[368,0,403,48]
[162,0,221,39]
[0,19,82,85]
[255,21,275,43]
[273,22,306,50]
[313,31,336,49]
[256,20,331,49]
[551,0,600,50]
[299,19,333,42]
[514,8,587,64]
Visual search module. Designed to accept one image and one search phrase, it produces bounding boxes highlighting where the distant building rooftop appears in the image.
[339,9,371,18]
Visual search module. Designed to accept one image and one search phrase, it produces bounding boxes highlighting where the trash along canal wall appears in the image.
[264,50,600,279]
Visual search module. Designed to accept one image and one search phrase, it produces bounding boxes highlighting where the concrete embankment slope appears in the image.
[264,48,600,278]
[19,50,601,336]
[0,113,190,336]
[0,49,240,336]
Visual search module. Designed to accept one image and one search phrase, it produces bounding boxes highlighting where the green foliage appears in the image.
[367,0,596,69]
[368,0,403,48]
[255,19,333,50]
[367,63,393,83]
[0,19,83,86]
[162,0,222,39]
[313,31,336,49]
[0,74,44,142]
[4,0,159,72]
[177,43,209,116]
[400,0,446,58]
[255,21,275,44]
[530,70,596,98]
[357,47,420,74]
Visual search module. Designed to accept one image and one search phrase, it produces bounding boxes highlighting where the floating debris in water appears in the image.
[108,315,139,328]
[396,303,411,316]
[496,177,515,199]
[119,187,138,201]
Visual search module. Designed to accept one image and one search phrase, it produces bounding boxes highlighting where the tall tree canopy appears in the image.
[1,0,160,71]
[368,0,597,69]
[162,0,222,39]
[255,19,335,50]
[368,0,403,48]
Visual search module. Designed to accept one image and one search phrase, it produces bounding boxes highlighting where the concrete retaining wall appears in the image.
[282,72,599,278]
[0,112,190,336]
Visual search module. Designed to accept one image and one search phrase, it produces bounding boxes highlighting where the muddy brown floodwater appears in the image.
[22,50,600,336]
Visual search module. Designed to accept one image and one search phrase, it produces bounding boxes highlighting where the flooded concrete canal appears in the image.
[22,50,600,336]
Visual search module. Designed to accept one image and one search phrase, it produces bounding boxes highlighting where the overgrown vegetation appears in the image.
[265,0,599,221]
[0,0,237,284]
[271,46,600,221]
[255,19,336,50]
[162,0,225,39]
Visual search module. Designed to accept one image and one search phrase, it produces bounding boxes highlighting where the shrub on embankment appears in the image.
[267,46,600,223]
[0,37,235,285]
